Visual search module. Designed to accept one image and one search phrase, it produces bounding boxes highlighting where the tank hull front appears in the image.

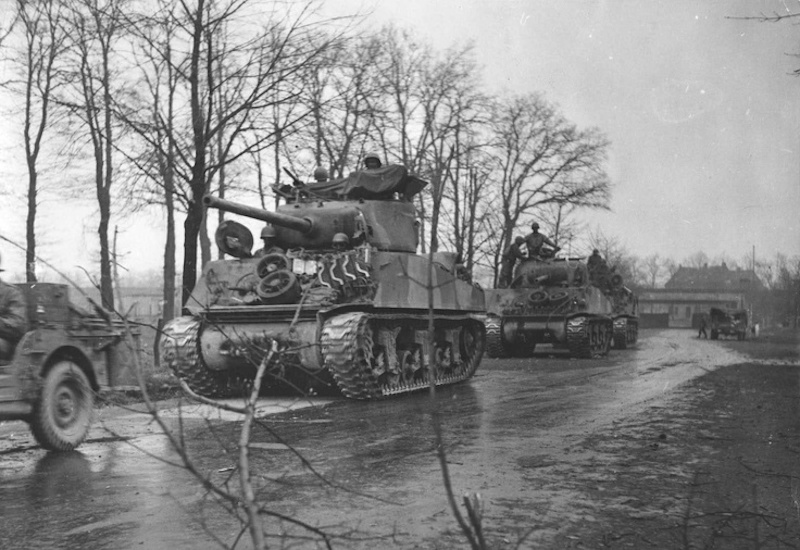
[162,248,486,399]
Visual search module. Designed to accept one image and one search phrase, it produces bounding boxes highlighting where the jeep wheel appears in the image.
[31,361,94,452]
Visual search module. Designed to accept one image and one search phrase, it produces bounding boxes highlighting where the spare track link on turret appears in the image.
[485,315,509,358]
[566,315,612,359]
[320,311,483,399]
[161,317,234,398]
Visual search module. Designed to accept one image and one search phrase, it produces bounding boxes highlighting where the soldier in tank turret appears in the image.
[587,249,604,272]
[254,225,284,257]
[332,233,350,251]
[587,249,610,286]
[313,166,329,183]
[499,236,526,288]
[363,152,382,170]
[524,222,560,259]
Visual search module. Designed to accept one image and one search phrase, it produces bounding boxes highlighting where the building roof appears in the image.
[664,263,763,291]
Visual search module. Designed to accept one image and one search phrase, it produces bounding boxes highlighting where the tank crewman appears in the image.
[587,249,604,272]
[0,253,26,361]
[363,152,383,170]
[586,249,610,285]
[499,236,526,288]
[524,222,560,259]
[313,166,329,183]
[455,254,473,284]
[253,225,284,257]
[332,233,350,251]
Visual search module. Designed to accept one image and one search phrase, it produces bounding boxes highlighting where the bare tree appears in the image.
[9,0,68,283]
[113,0,341,306]
[642,253,663,288]
[487,92,612,275]
[56,0,131,309]
[297,31,385,178]
[586,227,643,286]
[683,250,710,269]
[663,257,680,282]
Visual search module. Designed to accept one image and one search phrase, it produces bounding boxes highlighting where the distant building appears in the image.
[638,263,763,328]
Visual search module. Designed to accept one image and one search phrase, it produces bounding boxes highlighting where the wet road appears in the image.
[0,329,751,549]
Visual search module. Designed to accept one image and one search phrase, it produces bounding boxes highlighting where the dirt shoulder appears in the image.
[542,328,800,549]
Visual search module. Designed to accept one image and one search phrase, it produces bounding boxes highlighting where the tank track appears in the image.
[566,315,613,358]
[161,316,235,398]
[321,311,484,399]
[485,315,510,358]
[613,317,639,349]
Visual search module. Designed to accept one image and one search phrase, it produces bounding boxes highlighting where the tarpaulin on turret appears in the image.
[306,165,428,200]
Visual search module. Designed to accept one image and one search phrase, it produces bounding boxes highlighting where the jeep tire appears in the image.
[31,361,94,451]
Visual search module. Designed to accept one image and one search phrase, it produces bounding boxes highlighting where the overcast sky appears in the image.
[350,0,800,265]
[1,0,798,282]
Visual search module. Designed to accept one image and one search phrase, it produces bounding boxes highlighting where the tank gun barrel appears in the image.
[203,195,313,234]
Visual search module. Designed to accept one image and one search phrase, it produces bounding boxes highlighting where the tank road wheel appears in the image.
[161,317,234,398]
[485,315,510,358]
[323,314,485,399]
[31,361,94,452]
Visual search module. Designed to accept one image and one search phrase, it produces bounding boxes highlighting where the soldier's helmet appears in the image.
[592,249,599,255]
[531,222,540,230]
[313,166,329,182]
[332,233,349,248]
[514,236,525,245]
[363,152,382,168]
[261,225,277,239]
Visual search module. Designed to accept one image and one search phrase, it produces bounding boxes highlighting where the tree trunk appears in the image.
[25,169,37,283]
[181,197,203,307]
[163,167,176,323]
[98,186,114,310]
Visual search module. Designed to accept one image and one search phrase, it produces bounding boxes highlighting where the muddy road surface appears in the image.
[1,328,798,549]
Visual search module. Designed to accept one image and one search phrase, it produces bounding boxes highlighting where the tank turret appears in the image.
[160,163,485,401]
[205,194,419,253]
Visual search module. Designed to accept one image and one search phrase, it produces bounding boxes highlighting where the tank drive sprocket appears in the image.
[161,316,235,398]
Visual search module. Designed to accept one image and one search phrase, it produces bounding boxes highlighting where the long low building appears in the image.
[638,288,747,328]
[637,263,762,328]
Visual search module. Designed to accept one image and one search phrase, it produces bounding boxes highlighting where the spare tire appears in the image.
[257,269,301,304]
[256,253,290,278]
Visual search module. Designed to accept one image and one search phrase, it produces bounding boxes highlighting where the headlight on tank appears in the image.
[573,298,587,308]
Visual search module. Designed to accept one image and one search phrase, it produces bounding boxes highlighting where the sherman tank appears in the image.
[160,165,485,399]
[484,250,615,358]
[591,266,639,349]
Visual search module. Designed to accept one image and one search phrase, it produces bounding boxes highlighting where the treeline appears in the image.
[1,0,614,320]
[2,0,797,328]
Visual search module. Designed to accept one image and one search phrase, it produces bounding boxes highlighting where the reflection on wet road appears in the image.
[0,329,749,549]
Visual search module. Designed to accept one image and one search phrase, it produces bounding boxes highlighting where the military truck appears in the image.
[709,307,749,340]
[0,283,139,451]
